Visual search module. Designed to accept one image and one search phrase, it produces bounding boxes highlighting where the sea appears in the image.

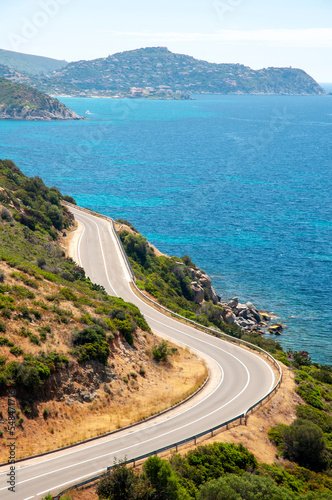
[0,93,331,364]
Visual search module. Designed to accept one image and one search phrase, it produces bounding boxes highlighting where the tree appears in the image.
[282,419,327,470]
[198,472,295,500]
[143,456,190,500]
[47,205,63,230]
[97,460,138,500]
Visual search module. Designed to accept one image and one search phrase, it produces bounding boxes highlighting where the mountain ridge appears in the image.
[0,48,67,75]
[44,46,326,96]
[0,46,325,98]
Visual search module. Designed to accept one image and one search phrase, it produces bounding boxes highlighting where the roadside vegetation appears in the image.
[118,225,288,365]
[0,159,150,386]
[3,159,332,498]
[84,440,332,499]
[0,159,207,458]
[269,353,332,473]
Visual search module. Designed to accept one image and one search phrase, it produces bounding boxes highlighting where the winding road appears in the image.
[0,206,277,500]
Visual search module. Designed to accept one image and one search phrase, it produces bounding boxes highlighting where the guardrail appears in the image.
[58,202,282,498]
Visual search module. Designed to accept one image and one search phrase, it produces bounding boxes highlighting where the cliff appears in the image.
[0,76,82,120]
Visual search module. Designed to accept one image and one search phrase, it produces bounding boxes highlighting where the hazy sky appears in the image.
[1,0,332,82]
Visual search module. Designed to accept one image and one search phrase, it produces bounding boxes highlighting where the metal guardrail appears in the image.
[58,202,283,498]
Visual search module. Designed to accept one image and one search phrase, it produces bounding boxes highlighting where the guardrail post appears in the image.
[194,436,197,445]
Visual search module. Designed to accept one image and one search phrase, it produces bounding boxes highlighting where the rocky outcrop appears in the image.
[0,75,83,121]
[184,262,279,336]
[268,323,284,335]
[0,103,82,121]
[189,268,219,304]
[190,281,205,304]
[219,296,281,335]
[34,361,117,405]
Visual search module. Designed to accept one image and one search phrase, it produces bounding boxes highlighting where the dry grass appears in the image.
[0,335,207,461]
[0,259,208,461]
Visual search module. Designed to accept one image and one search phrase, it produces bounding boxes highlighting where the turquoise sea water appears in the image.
[0,95,331,363]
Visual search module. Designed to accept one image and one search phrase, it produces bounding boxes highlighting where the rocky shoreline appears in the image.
[0,104,83,121]
[188,266,284,336]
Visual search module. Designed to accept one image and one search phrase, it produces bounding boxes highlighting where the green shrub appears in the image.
[0,337,14,347]
[59,287,76,301]
[97,460,140,500]
[170,442,258,493]
[75,341,109,365]
[139,366,146,377]
[29,334,40,345]
[1,308,11,319]
[282,419,327,471]
[143,455,190,500]
[152,340,173,362]
[136,316,151,332]
[72,325,109,365]
[1,207,12,221]
[37,256,46,268]
[10,346,24,357]
[296,382,325,410]
[62,195,76,205]
[38,325,51,341]
[311,368,332,385]
[15,360,50,389]
[197,472,295,500]
[12,285,35,299]
[296,405,332,433]
[73,325,106,345]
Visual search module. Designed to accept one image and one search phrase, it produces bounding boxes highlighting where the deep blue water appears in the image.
[0,95,331,363]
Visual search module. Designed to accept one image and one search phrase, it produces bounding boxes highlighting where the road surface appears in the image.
[0,206,276,500]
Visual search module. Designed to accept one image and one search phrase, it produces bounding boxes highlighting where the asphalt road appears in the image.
[0,206,276,500]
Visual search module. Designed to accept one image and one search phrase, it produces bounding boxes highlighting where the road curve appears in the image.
[0,206,275,500]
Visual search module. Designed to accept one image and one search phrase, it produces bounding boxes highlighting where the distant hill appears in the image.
[0,48,67,75]
[0,63,37,87]
[0,47,325,98]
[0,76,82,120]
[44,47,325,96]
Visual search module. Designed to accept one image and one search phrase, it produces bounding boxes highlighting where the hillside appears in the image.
[43,46,325,97]
[0,159,206,459]
[0,76,82,120]
[0,48,67,75]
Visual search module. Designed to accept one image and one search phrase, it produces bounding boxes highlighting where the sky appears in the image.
[1,0,332,82]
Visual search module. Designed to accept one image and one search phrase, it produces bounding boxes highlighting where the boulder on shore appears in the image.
[190,281,205,304]
[228,297,239,308]
[268,323,284,335]
[222,309,236,324]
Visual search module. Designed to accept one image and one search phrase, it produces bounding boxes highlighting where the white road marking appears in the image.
[1,206,277,497]
[77,219,85,267]
[75,211,119,297]
[36,469,104,496]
